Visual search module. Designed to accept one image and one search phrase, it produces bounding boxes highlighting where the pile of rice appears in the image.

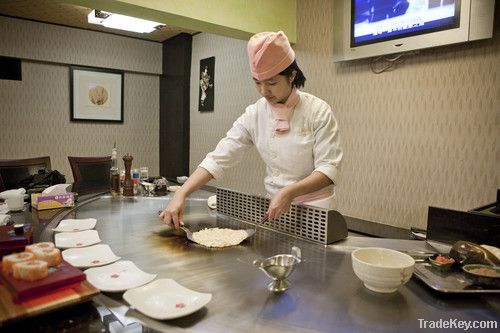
[192,228,248,248]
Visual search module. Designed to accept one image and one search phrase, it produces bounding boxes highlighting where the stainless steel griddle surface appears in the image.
[38,190,500,333]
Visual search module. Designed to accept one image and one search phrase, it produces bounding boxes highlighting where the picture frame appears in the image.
[198,56,215,112]
[70,65,124,122]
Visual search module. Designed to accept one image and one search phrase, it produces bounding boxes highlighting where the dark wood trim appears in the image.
[0,156,51,169]
[159,33,192,178]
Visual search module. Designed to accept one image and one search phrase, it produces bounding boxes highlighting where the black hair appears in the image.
[279,60,306,88]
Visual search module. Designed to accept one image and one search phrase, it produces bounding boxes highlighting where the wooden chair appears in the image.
[68,156,111,195]
[0,156,51,192]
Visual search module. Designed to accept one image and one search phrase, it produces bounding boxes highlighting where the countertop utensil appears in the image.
[180,226,194,241]
[253,246,301,292]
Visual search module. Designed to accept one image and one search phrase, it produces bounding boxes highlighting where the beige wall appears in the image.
[190,1,500,229]
[0,17,161,182]
[190,33,266,196]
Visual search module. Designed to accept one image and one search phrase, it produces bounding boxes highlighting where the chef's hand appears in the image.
[159,193,186,229]
[266,188,293,221]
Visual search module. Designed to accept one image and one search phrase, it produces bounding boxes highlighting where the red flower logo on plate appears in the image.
[110,274,119,278]
[91,260,100,264]
[175,303,186,309]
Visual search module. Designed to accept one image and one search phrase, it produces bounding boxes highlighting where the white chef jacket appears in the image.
[199,91,342,198]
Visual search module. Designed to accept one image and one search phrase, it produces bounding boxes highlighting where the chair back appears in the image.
[68,156,111,195]
[0,156,51,192]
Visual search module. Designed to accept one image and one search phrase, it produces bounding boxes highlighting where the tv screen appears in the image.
[351,0,460,47]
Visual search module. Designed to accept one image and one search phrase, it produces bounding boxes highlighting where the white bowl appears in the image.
[351,247,415,293]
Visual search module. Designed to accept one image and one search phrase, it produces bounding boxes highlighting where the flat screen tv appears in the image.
[333,0,495,62]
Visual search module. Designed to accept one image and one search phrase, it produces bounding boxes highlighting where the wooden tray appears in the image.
[0,280,99,324]
[0,260,85,303]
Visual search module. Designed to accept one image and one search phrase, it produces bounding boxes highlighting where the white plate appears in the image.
[54,230,101,249]
[53,218,97,232]
[123,279,212,320]
[62,244,120,268]
[85,260,156,292]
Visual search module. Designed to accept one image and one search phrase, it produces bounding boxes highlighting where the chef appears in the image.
[161,31,342,228]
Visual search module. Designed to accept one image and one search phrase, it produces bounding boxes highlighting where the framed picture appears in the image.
[70,65,124,122]
[198,57,215,112]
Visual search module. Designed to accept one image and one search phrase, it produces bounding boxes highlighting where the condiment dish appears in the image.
[462,264,500,288]
[428,254,455,272]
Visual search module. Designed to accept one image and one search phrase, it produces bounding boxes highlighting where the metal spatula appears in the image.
[179,226,194,241]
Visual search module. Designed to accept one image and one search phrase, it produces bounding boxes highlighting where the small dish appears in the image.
[176,176,188,184]
[462,264,500,288]
[54,230,101,249]
[123,278,212,320]
[207,195,217,209]
[84,260,156,292]
[62,244,121,268]
[53,218,97,232]
[428,254,455,272]
[168,185,180,192]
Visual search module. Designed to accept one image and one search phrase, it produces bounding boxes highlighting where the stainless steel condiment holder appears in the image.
[253,246,302,292]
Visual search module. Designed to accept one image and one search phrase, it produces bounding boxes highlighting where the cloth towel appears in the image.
[269,88,300,133]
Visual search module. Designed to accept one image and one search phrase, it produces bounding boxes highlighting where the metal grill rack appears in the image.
[216,188,347,245]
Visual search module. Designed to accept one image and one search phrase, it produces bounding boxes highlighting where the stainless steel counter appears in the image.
[6,190,500,332]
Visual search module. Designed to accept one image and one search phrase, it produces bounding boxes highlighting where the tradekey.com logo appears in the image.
[418,319,498,331]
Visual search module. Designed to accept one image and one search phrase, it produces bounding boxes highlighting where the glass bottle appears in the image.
[109,144,120,196]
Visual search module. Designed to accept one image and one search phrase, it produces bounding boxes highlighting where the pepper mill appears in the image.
[122,153,134,196]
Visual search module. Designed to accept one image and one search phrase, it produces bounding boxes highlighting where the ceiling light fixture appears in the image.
[88,9,165,33]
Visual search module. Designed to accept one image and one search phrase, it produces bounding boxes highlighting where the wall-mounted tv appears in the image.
[333,0,495,62]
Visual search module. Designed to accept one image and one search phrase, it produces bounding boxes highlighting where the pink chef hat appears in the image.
[247,31,295,81]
